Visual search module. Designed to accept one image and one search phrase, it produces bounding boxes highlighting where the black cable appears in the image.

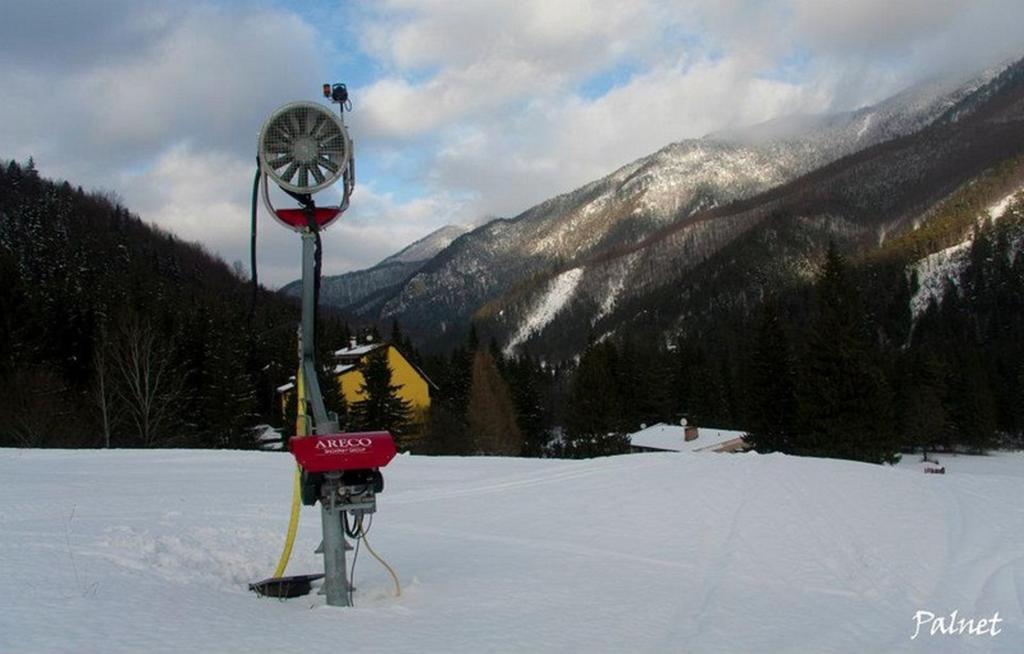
[248,166,261,322]
[313,228,322,328]
[342,511,362,539]
[300,200,323,340]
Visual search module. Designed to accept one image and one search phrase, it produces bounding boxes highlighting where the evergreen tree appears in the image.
[796,244,898,464]
[507,355,551,457]
[420,343,475,455]
[564,341,629,458]
[350,350,414,448]
[422,401,472,455]
[746,300,798,453]
[896,350,950,455]
[950,352,997,453]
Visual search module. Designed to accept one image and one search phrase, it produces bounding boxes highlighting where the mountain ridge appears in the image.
[280,223,468,309]
[337,61,1013,354]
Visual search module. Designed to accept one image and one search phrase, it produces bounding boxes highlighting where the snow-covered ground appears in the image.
[896,450,1024,478]
[2,449,1022,653]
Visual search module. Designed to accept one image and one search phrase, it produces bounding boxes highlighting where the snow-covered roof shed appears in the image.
[334,342,386,359]
[629,423,748,453]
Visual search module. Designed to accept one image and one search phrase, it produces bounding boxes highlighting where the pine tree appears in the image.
[564,340,629,458]
[746,300,798,453]
[797,244,898,464]
[507,355,551,457]
[350,350,414,448]
[896,351,950,455]
[951,352,997,453]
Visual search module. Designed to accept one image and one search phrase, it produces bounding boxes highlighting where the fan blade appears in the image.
[269,123,292,143]
[273,117,293,141]
[298,165,309,188]
[267,154,293,169]
[281,162,299,183]
[317,156,340,173]
[309,163,325,185]
[310,115,328,139]
[288,113,301,140]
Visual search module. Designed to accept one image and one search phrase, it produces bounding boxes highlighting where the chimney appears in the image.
[684,425,698,442]
[349,336,357,350]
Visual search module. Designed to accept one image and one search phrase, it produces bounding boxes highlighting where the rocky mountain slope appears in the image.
[341,66,1003,351]
[280,224,467,308]
[494,57,1024,358]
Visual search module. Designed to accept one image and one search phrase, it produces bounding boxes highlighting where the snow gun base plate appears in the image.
[249,573,325,598]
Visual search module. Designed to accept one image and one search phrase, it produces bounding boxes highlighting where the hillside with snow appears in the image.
[910,185,1024,319]
[338,64,1006,353]
[3,448,1022,653]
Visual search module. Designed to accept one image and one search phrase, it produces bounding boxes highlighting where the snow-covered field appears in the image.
[2,449,1022,653]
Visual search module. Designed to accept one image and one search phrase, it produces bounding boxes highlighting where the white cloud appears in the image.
[118,143,465,287]
[5,0,1024,290]
[0,3,325,186]
[428,56,831,220]
[345,0,1024,225]
[352,0,662,140]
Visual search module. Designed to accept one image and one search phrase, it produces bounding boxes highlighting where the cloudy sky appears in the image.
[2,1,1022,286]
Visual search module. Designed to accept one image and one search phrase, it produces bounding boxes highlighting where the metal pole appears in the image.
[320,476,351,607]
[301,230,350,606]
[300,229,336,434]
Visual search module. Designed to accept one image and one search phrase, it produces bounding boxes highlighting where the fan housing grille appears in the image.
[258,102,350,195]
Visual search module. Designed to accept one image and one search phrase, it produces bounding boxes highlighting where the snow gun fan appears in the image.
[256,98,354,231]
[250,85,400,608]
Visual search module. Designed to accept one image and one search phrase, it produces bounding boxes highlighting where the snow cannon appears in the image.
[290,431,396,511]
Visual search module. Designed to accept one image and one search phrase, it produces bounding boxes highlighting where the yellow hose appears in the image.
[360,525,402,597]
[273,465,302,578]
[272,367,306,578]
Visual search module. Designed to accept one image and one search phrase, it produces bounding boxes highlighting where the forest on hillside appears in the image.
[0,159,353,449]
[2,158,1022,466]
[418,187,1024,464]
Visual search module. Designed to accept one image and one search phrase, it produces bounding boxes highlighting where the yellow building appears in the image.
[276,338,434,429]
[333,338,433,425]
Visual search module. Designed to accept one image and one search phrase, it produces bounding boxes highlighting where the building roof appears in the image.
[332,341,439,391]
[334,342,386,358]
[629,423,747,453]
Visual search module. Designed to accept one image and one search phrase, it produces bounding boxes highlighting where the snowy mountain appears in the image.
[280,224,468,309]
[341,63,1010,352]
[379,224,470,265]
[521,58,1024,357]
[4,448,1023,652]
[909,184,1024,319]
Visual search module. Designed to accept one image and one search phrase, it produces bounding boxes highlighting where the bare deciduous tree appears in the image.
[92,324,117,448]
[112,317,182,447]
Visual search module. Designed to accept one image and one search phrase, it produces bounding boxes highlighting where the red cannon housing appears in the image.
[289,431,396,506]
[290,431,396,473]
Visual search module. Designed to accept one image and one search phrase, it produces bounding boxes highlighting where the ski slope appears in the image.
[1,449,1022,653]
